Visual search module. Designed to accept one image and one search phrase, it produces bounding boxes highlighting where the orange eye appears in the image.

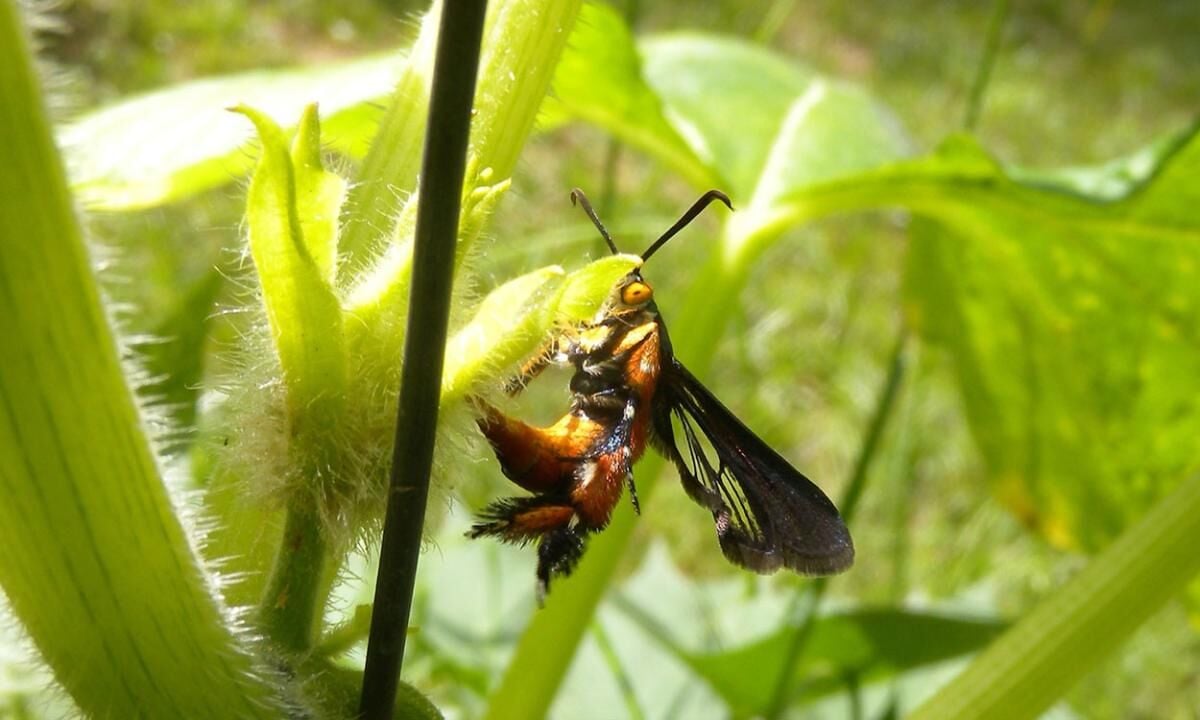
[621,281,653,305]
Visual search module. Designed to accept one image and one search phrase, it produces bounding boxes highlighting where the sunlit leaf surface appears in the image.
[897,129,1200,549]
[60,53,398,210]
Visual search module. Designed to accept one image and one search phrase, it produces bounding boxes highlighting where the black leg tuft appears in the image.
[534,526,589,604]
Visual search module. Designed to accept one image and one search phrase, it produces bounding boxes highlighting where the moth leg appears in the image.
[624,472,641,515]
[466,495,575,545]
[535,525,589,604]
[504,337,562,396]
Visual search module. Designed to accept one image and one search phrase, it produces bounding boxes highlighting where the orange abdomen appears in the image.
[477,405,603,494]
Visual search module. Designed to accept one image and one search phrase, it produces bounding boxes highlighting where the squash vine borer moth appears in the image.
[469,189,853,600]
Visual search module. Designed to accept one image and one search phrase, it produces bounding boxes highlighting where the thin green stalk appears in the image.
[838,330,908,523]
[754,0,797,45]
[764,330,908,718]
[336,10,438,271]
[358,2,489,718]
[884,345,920,604]
[963,0,1009,131]
[847,671,864,720]
[591,620,646,720]
[258,498,329,653]
[909,470,1200,720]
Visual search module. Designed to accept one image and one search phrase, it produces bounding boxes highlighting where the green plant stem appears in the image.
[591,620,646,720]
[337,10,438,270]
[754,0,797,45]
[258,497,329,653]
[764,329,908,719]
[0,3,278,717]
[910,469,1200,720]
[340,0,582,274]
[963,0,1009,131]
[358,1,489,718]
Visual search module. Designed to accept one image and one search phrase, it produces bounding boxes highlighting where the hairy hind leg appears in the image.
[466,495,575,545]
[536,525,589,604]
[465,494,592,602]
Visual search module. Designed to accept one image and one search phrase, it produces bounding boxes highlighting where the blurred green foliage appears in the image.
[3,1,1198,719]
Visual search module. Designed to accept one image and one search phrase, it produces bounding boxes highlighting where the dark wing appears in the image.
[652,360,853,575]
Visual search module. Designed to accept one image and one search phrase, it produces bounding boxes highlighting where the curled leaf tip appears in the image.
[293,103,325,168]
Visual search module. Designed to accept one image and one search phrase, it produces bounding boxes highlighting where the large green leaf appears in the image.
[553,4,907,225]
[890,129,1200,549]
[544,3,716,189]
[679,608,1005,714]
[749,126,1200,717]
[59,52,398,210]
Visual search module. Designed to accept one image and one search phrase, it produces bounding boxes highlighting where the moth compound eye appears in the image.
[621,281,653,305]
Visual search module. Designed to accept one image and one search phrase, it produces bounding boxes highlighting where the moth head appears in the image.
[614,272,654,310]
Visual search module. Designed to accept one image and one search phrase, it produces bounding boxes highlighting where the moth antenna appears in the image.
[570,188,620,255]
[640,189,733,261]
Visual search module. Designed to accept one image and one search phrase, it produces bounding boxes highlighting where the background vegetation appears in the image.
[2,1,1199,718]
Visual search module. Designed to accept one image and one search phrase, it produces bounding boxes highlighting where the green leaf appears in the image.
[554,16,908,268]
[548,254,643,322]
[290,104,347,284]
[343,172,511,335]
[890,129,1200,549]
[910,471,1200,720]
[599,547,1004,717]
[547,3,717,189]
[681,609,1006,714]
[0,5,280,716]
[61,52,399,210]
[442,267,567,402]
[745,126,1200,717]
[234,104,346,423]
[441,255,640,403]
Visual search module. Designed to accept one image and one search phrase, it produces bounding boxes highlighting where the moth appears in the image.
[469,189,853,598]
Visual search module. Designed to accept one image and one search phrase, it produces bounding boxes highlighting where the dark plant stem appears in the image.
[357,2,489,717]
[764,329,908,719]
[963,0,1009,131]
